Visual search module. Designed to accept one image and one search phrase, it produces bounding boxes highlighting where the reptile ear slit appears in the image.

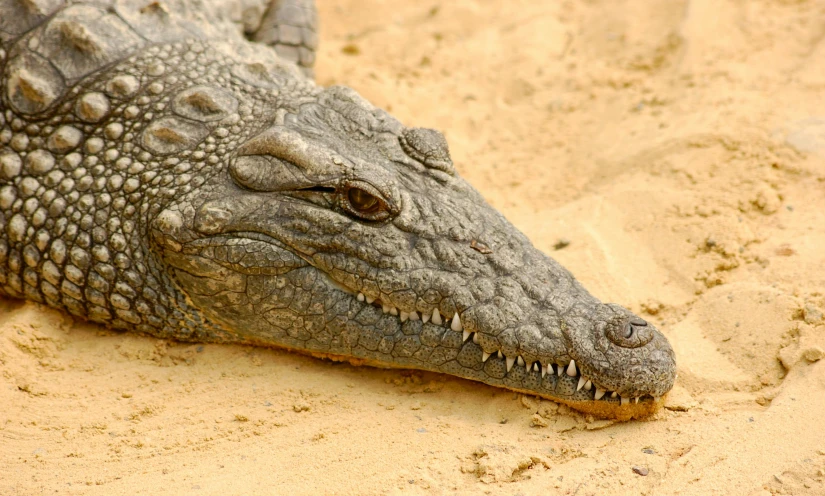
[297,185,336,193]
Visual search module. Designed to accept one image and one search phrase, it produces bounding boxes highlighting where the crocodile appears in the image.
[0,0,676,420]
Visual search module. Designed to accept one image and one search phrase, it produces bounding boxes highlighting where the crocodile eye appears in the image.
[341,182,394,221]
[348,187,379,213]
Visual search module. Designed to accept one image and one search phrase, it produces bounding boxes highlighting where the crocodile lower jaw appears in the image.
[354,290,659,402]
[270,275,663,419]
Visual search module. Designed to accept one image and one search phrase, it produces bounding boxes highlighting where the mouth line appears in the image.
[317,272,658,405]
[188,234,658,406]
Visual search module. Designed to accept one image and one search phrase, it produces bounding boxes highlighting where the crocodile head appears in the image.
[151,83,675,420]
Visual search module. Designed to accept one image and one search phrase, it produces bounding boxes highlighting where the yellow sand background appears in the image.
[3,0,825,494]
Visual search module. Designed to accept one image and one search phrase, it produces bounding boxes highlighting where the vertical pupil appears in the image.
[349,188,377,211]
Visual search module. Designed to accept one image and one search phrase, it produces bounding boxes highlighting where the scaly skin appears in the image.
[0,0,676,420]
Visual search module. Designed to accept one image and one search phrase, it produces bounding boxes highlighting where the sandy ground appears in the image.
[3,0,825,494]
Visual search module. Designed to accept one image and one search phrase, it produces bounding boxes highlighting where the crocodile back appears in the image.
[0,0,284,339]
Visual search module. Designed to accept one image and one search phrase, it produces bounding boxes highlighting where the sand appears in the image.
[3,0,825,494]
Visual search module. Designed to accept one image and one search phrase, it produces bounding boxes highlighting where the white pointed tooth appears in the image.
[482,351,491,362]
[653,396,660,402]
[620,396,629,406]
[633,397,639,404]
[566,359,577,377]
[584,380,592,390]
[400,311,409,322]
[451,313,463,332]
[611,392,618,398]
[357,293,365,302]
[462,330,471,342]
[532,363,538,372]
[382,304,390,314]
[366,296,375,304]
[557,364,563,377]
[594,388,606,400]
[577,376,587,391]
[409,311,420,321]
[431,309,442,325]
[390,307,398,316]
[517,356,525,367]
[540,364,547,378]
[497,351,503,359]
[422,311,430,323]
[472,333,479,344]
[506,356,515,372]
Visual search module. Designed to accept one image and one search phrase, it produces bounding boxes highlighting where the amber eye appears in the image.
[347,187,380,214]
[340,182,396,221]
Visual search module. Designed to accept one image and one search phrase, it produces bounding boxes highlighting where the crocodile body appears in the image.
[0,0,675,419]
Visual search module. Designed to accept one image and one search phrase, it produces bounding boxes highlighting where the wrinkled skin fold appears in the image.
[0,0,675,420]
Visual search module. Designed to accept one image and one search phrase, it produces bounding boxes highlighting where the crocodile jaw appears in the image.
[156,191,675,420]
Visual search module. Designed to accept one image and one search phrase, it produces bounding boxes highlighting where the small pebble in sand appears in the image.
[803,305,823,325]
[530,414,549,428]
[553,238,571,250]
[632,466,649,476]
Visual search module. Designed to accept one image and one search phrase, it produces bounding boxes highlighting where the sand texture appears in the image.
[2,0,825,494]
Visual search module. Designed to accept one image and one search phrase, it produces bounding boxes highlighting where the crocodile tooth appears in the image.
[431,309,442,325]
[584,380,592,390]
[540,364,547,377]
[409,311,420,320]
[633,397,639,404]
[566,359,577,377]
[422,311,430,323]
[390,307,398,316]
[462,330,471,342]
[620,396,629,406]
[653,396,660,402]
[366,295,376,304]
[611,392,618,398]
[557,364,563,377]
[400,311,409,322]
[517,356,525,367]
[357,293,365,302]
[594,388,606,400]
[482,351,491,362]
[382,304,390,314]
[472,333,479,344]
[497,351,503,359]
[505,356,515,372]
[576,376,587,391]
[532,362,538,373]
[451,313,463,332]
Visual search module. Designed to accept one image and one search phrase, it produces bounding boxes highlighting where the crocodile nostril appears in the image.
[605,315,655,348]
[624,323,635,339]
